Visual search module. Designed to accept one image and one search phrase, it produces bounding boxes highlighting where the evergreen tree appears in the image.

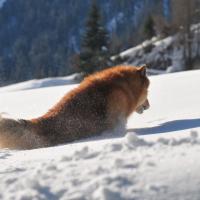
[143,15,156,39]
[79,1,111,74]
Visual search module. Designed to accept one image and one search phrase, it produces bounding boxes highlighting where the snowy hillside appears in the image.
[0,73,81,93]
[114,24,200,74]
[0,70,200,199]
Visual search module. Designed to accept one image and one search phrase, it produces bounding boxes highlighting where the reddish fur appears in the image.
[0,65,150,149]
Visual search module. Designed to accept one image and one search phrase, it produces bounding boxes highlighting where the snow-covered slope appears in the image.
[0,73,81,93]
[0,70,200,200]
[114,24,200,74]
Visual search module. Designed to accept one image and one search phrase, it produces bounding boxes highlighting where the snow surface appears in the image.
[0,73,81,93]
[111,36,177,74]
[0,70,200,199]
[114,24,200,73]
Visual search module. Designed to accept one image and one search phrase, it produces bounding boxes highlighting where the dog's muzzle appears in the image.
[136,101,150,114]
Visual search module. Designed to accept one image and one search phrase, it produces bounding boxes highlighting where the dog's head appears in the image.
[118,64,150,114]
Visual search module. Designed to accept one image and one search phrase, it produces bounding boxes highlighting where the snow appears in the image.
[111,36,176,73]
[114,24,200,73]
[0,69,200,199]
[0,73,81,93]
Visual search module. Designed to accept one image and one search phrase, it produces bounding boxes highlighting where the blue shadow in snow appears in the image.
[127,118,200,135]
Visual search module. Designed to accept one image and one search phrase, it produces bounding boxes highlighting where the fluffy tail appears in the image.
[0,116,47,149]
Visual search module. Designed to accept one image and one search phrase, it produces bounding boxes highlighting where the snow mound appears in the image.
[0,73,81,93]
[126,130,200,148]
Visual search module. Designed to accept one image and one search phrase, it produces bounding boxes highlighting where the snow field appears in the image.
[0,69,200,199]
[0,131,200,200]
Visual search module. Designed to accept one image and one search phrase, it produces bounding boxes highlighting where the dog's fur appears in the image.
[0,65,150,149]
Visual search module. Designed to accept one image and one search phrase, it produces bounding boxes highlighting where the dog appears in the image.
[0,65,150,149]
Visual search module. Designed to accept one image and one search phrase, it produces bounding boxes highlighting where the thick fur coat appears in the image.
[0,65,150,149]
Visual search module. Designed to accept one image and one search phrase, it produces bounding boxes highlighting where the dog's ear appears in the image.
[139,64,147,76]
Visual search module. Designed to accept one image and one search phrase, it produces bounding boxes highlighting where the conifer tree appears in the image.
[79,0,111,74]
[143,15,156,39]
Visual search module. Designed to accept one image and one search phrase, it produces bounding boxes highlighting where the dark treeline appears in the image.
[0,0,163,85]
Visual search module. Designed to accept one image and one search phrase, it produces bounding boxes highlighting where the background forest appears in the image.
[0,0,199,85]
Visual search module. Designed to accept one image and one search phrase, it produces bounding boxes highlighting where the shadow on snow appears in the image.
[127,118,200,135]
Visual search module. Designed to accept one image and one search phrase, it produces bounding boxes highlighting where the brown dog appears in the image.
[0,65,150,149]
